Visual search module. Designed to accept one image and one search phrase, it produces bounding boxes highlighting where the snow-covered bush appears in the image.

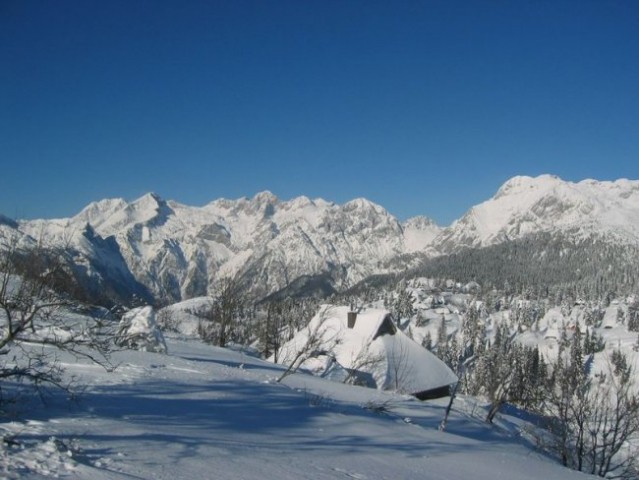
[116,306,167,353]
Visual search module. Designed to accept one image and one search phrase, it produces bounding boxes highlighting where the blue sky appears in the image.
[1,1,638,225]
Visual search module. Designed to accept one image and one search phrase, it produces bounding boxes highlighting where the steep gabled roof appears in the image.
[277,305,458,397]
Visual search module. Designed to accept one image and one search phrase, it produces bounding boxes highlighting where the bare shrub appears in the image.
[0,235,114,402]
[156,308,182,333]
[277,306,341,383]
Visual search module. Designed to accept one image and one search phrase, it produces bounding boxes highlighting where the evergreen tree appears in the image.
[422,330,433,351]
[436,315,448,353]
[628,297,639,331]
[611,348,631,383]
[570,325,584,379]
[392,284,414,326]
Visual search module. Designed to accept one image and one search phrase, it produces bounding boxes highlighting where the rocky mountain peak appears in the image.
[343,197,383,213]
[252,190,279,205]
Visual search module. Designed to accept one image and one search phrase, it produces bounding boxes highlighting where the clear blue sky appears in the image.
[1,1,638,225]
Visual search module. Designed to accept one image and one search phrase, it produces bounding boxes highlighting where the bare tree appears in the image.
[538,352,639,478]
[585,374,639,478]
[156,307,182,334]
[198,276,245,347]
[0,235,114,400]
[387,339,414,393]
[342,341,384,386]
[477,322,517,423]
[259,300,288,363]
[277,306,340,383]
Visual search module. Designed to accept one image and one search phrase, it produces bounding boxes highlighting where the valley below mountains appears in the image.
[2,174,639,307]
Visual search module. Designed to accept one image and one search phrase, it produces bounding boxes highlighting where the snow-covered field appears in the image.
[1,336,590,479]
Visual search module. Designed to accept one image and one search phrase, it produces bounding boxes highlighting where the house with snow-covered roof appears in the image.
[540,307,564,340]
[602,305,624,329]
[276,305,458,400]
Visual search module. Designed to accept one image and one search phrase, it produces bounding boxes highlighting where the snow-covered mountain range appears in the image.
[7,191,437,303]
[3,174,639,305]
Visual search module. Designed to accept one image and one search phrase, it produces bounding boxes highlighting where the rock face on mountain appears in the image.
[4,175,639,305]
[13,192,437,303]
[434,175,639,252]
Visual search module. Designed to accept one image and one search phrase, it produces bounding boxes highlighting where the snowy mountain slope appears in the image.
[0,334,589,480]
[0,221,151,306]
[435,175,639,251]
[16,192,431,303]
[67,224,154,304]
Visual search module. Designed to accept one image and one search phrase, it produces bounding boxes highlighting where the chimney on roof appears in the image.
[347,311,357,329]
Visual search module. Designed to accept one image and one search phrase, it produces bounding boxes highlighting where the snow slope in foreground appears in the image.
[1,338,590,480]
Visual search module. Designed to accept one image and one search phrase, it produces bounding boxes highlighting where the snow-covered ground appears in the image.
[1,335,590,479]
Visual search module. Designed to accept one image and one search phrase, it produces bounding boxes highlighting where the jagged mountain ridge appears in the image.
[15,192,440,303]
[6,174,639,305]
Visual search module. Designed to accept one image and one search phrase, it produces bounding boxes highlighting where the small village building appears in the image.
[541,307,564,340]
[277,305,458,400]
[462,281,481,294]
[602,305,622,329]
